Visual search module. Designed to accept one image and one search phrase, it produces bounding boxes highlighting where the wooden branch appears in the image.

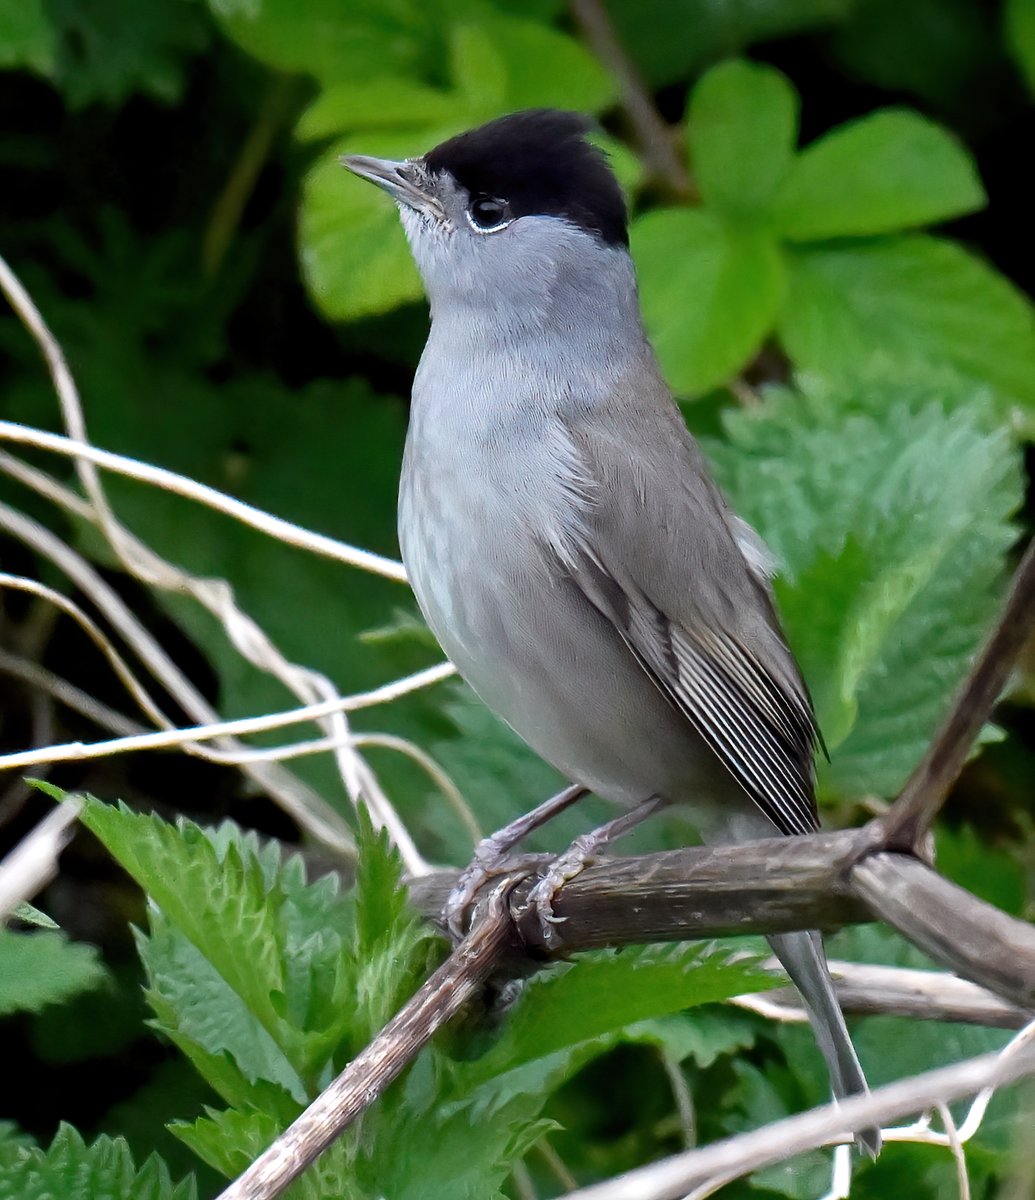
[563,1038,1035,1200]
[851,853,1035,1010]
[743,959,1032,1030]
[215,880,522,1200]
[874,537,1035,852]
[409,829,872,947]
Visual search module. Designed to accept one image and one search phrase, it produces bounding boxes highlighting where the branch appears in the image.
[569,0,695,200]
[0,799,82,919]
[215,880,522,1200]
[874,536,1035,852]
[740,959,1032,1030]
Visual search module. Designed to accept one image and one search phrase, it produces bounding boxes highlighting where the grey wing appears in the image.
[562,409,820,838]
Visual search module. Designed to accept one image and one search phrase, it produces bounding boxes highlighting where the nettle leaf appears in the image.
[1007,0,1035,95]
[0,928,107,1016]
[710,383,1021,799]
[688,59,800,221]
[780,236,1035,409]
[455,943,775,1095]
[0,1125,196,1200]
[633,208,783,396]
[774,108,984,240]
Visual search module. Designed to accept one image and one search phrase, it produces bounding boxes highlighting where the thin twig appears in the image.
[564,1035,1035,1200]
[0,799,82,919]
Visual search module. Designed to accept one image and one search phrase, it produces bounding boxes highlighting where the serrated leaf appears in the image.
[0,928,107,1016]
[457,943,775,1092]
[710,383,1021,799]
[774,108,985,239]
[688,59,799,220]
[779,236,1035,408]
[633,208,783,395]
[0,1125,197,1200]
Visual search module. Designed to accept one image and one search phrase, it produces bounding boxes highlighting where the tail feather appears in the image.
[768,930,882,1157]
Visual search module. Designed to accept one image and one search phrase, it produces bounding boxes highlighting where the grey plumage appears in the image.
[344,110,879,1155]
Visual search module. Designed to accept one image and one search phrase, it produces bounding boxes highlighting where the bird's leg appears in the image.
[445,783,589,938]
[524,795,667,948]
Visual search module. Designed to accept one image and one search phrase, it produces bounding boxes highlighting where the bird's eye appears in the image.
[467,195,511,233]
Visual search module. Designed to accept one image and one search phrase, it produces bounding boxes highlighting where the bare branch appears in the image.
[569,0,694,200]
[0,799,82,919]
[874,537,1035,852]
[850,852,1035,1010]
[215,880,522,1200]
[738,959,1032,1030]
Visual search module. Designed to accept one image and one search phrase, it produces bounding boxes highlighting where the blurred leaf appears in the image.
[0,0,55,73]
[9,902,58,928]
[710,382,1021,799]
[0,1125,197,1200]
[0,928,107,1016]
[774,109,984,240]
[779,236,1035,408]
[46,0,211,108]
[688,59,799,221]
[633,208,783,395]
[207,0,436,86]
[604,0,851,87]
[934,825,1026,915]
[827,0,998,113]
[302,133,426,319]
[1006,0,1035,94]
[297,78,457,141]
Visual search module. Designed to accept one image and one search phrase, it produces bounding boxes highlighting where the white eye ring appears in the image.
[466,197,511,234]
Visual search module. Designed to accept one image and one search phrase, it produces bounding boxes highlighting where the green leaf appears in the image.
[0,928,107,1016]
[0,1125,196,1200]
[296,78,457,142]
[688,59,799,220]
[710,382,1021,799]
[1007,0,1035,95]
[46,0,211,108]
[456,943,775,1093]
[301,134,425,320]
[779,236,1035,408]
[0,0,55,73]
[633,208,783,395]
[208,0,433,87]
[773,109,985,239]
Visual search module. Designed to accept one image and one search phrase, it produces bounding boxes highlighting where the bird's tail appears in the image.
[767,929,882,1157]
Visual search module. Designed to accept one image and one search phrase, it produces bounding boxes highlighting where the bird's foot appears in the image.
[445,846,553,940]
[522,835,601,949]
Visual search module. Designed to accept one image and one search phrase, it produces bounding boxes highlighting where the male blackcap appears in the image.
[344,109,879,1155]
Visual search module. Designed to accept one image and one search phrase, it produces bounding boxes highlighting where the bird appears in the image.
[343,108,879,1156]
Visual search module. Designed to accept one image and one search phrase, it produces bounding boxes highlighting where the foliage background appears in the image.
[2,0,1035,1197]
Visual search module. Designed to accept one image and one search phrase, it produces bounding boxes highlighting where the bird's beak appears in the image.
[340,154,440,217]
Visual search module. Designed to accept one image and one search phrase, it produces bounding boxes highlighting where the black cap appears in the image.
[424,109,628,247]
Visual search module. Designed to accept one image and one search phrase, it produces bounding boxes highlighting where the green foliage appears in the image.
[0,1126,197,1200]
[709,381,1021,799]
[0,927,107,1016]
[72,795,775,1195]
[2,2,1034,1196]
